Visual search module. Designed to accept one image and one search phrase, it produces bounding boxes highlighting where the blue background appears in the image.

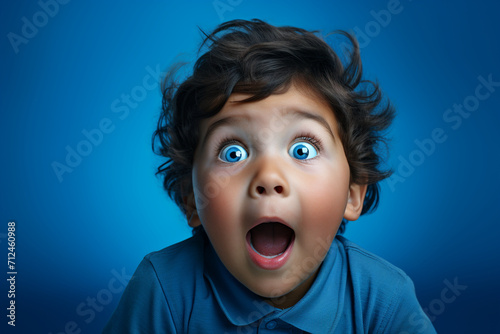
[1,0,499,333]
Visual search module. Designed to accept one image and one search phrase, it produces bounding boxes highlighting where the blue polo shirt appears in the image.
[103,229,436,333]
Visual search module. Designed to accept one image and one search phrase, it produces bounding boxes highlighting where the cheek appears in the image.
[193,167,251,272]
[297,163,350,237]
[193,167,243,238]
[306,178,348,214]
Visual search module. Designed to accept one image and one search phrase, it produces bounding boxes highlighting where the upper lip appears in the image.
[248,216,293,232]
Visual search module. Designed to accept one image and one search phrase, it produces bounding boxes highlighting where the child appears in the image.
[104,19,436,333]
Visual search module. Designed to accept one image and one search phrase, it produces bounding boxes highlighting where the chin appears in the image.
[246,276,295,299]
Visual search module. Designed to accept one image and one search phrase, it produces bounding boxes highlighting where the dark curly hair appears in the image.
[153,19,395,234]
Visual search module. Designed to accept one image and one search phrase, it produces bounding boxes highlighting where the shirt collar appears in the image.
[203,233,275,326]
[279,238,346,333]
[203,231,346,331]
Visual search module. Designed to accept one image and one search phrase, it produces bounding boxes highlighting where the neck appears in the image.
[263,267,320,309]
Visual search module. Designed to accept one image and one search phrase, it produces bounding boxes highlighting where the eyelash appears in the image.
[214,133,323,157]
[293,132,323,152]
[214,137,244,157]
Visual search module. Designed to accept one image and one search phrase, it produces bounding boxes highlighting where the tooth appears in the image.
[250,239,283,259]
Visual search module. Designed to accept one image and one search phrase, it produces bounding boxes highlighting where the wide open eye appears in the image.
[219,144,248,163]
[289,142,318,160]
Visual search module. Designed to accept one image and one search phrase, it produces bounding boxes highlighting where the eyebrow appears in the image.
[202,115,249,145]
[291,110,336,142]
[202,109,336,145]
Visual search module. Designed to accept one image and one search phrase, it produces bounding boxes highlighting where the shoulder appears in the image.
[103,232,206,333]
[336,235,436,333]
[140,231,206,306]
[337,235,409,285]
[144,230,205,275]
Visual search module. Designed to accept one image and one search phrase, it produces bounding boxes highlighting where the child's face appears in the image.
[191,85,365,307]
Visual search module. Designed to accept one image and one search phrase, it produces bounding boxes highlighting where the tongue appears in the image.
[250,222,293,256]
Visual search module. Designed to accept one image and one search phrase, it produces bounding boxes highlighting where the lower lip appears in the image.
[245,232,295,270]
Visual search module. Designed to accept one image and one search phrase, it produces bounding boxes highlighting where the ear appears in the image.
[343,183,368,221]
[183,192,201,228]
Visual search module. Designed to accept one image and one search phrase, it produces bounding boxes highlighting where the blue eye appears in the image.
[289,142,318,160]
[219,144,248,163]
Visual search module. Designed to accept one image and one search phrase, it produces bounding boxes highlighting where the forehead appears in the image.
[202,85,338,132]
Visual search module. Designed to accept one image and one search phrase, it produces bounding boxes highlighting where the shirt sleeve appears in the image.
[381,276,437,334]
[102,258,177,334]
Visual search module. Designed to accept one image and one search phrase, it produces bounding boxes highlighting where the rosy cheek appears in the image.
[195,169,239,227]
[299,167,349,232]
[302,193,344,235]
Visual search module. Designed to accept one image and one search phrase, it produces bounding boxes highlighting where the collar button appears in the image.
[266,320,277,329]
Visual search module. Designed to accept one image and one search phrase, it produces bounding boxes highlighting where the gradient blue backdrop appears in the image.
[2,1,499,333]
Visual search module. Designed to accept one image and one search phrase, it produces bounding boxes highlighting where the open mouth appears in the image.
[246,221,295,270]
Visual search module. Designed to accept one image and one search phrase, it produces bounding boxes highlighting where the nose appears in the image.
[248,156,290,198]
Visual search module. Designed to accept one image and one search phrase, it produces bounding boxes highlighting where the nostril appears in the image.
[257,186,265,194]
[274,186,283,194]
